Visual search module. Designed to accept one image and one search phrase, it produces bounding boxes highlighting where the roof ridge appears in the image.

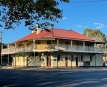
[16,28,95,42]
[49,28,73,31]
[50,28,94,39]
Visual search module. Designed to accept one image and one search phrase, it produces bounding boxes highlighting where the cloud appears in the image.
[62,17,67,20]
[94,22,104,29]
[77,25,89,28]
[106,25,107,28]
[94,23,100,25]
[77,25,84,27]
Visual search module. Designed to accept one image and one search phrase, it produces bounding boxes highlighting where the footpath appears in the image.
[1,66,107,71]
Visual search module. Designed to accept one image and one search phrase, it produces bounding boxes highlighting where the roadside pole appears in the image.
[95,54,96,68]
[83,53,85,68]
[0,31,2,66]
[8,52,9,66]
[71,54,72,69]
[57,51,58,69]
[7,44,10,66]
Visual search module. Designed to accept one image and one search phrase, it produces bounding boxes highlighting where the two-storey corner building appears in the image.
[1,26,106,68]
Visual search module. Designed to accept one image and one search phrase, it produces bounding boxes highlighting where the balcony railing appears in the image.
[1,44,105,54]
[15,45,33,53]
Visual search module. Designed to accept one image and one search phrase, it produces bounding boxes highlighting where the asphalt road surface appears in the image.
[0,68,107,87]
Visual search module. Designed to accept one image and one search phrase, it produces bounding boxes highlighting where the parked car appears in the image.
[103,61,107,66]
[105,61,107,66]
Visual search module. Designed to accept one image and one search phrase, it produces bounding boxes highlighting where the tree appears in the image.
[0,0,69,29]
[83,28,107,49]
[83,28,106,42]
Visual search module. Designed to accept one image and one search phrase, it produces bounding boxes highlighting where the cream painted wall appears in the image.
[96,54,103,66]
[12,52,103,67]
[16,41,33,47]
[36,40,55,50]
[51,53,103,67]
[84,54,103,66]
[13,56,26,67]
[51,53,77,67]
[71,54,84,66]
[13,52,31,67]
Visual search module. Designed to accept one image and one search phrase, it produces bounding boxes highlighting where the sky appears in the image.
[1,0,107,44]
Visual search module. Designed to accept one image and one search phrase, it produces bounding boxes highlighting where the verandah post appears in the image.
[95,54,96,68]
[71,54,72,69]
[57,39,59,69]
[33,39,36,67]
[8,44,9,66]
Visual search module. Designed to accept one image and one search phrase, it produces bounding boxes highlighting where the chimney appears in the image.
[36,24,41,34]
[31,24,41,34]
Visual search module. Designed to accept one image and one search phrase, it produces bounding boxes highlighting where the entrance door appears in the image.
[76,57,78,66]
[47,56,51,67]
[66,42,69,50]
[65,57,68,67]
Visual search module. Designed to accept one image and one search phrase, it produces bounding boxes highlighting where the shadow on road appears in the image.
[0,69,107,87]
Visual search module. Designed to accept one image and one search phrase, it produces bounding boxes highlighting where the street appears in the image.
[0,68,107,87]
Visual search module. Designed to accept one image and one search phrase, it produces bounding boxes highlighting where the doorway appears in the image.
[76,57,78,66]
[66,42,69,50]
[47,56,51,67]
[65,57,68,67]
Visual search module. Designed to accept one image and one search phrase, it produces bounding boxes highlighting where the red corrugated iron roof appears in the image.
[16,28,95,42]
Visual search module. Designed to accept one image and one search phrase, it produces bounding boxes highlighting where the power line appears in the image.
[71,0,107,3]
[59,0,107,4]
[1,31,14,44]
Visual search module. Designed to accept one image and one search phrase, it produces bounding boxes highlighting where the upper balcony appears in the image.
[1,44,105,54]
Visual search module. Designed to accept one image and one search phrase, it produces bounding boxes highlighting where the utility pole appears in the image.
[0,31,2,66]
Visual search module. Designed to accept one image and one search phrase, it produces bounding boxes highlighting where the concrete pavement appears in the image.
[1,66,107,71]
[1,68,107,87]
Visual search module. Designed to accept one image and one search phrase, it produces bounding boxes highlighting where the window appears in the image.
[27,43,29,45]
[71,55,74,61]
[76,43,79,45]
[54,59,57,61]
[3,45,7,49]
[47,41,51,44]
[57,55,60,61]
[66,42,69,45]
[81,56,83,61]
[90,56,92,61]
[38,41,40,44]
[61,58,63,61]
[87,44,90,46]
[78,58,81,61]
[87,44,90,51]
[42,59,44,61]
[76,43,79,50]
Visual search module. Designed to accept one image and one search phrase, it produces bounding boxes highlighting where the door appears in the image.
[47,41,51,49]
[66,42,69,50]
[76,43,79,50]
[76,57,78,66]
[65,57,68,67]
[87,44,90,51]
[47,56,51,67]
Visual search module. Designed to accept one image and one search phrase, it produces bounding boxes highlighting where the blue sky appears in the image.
[1,0,107,43]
